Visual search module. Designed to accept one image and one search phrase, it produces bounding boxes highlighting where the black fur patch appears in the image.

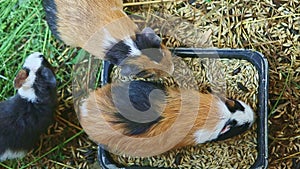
[111,81,166,135]
[105,41,131,65]
[43,0,60,39]
[112,113,163,136]
[215,120,251,141]
[128,81,165,112]
[0,94,56,155]
[135,32,161,49]
[225,99,245,113]
[135,32,163,63]
[41,55,55,73]
[33,67,57,96]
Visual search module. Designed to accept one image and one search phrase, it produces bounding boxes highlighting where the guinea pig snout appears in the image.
[14,68,29,89]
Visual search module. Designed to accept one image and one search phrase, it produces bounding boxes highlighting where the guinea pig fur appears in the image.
[43,0,200,43]
[43,0,174,77]
[79,80,255,157]
[0,52,57,162]
[43,0,133,52]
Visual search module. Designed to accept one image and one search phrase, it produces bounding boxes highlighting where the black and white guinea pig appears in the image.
[78,80,255,157]
[0,52,57,162]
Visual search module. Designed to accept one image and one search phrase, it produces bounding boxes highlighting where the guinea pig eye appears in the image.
[231,120,238,126]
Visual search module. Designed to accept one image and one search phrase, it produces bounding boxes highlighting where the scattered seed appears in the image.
[175,153,183,165]
[232,67,241,76]
[237,82,249,92]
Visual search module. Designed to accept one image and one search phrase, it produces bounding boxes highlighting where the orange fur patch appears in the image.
[14,69,28,89]
[54,0,137,58]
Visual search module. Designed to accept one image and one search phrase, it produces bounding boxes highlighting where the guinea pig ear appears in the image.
[137,27,161,49]
[141,27,156,35]
[40,67,56,87]
[225,98,245,113]
[14,69,29,89]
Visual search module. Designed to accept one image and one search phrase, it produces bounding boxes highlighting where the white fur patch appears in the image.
[123,37,141,57]
[102,28,118,50]
[102,29,141,57]
[79,100,89,117]
[193,99,229,143]
[18,88,37,102]
[232,101,255,126]
[0,149,26,162]
[18,52,44,102]
[194,129,216,144]
[23,52,43,71]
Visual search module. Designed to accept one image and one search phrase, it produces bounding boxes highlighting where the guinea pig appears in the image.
[78,80,255,157]
[43,0,174,77]
[0,52,57,162]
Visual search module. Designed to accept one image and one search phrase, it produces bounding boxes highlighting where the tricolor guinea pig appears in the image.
[0,52,57,162]
[78,80,255,157]
[43,0,174,77]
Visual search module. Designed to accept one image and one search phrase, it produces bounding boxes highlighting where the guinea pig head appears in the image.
[14,52,56,102]
[105,27,174,78]
[215,99,255,141]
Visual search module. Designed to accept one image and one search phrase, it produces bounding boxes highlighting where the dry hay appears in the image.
[11,0,297,168]
[2,0,299,168]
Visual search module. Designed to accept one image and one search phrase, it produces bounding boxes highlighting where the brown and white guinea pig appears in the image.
[43,0,174,77]
[0,52,57,162]
[78,80,255,157]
